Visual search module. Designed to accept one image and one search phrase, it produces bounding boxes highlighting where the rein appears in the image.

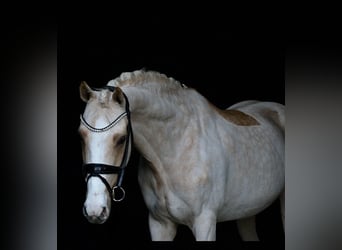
[81,85,133,202]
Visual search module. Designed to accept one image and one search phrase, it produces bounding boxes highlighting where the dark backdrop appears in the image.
[58,26,284,249]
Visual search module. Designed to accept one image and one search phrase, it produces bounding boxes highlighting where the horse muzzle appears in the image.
[83,204,110,224]
[83,196,111,224]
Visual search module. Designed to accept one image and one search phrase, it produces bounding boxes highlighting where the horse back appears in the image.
[227,100,285,134]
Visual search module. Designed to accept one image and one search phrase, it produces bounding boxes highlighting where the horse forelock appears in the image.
[83,92,124,129]
[88,89,113,108]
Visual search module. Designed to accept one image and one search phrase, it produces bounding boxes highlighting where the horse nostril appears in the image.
[83,205,88,217]
[100,207,107,218]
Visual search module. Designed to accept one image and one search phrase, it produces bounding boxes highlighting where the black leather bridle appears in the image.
[80,85,133,202]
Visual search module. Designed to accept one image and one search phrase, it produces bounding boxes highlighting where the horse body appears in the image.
[80,70,285,241]
[133,98,284,240]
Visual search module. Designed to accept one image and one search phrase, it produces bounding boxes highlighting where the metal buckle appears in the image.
[112,186,125,202]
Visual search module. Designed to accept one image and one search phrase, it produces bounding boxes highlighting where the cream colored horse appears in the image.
[79,70,285,241]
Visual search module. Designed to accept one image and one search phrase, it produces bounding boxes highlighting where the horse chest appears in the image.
[166,192,195,223]
[138,171,197,224]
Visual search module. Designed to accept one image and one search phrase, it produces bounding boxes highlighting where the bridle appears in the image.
[80,85,133,202]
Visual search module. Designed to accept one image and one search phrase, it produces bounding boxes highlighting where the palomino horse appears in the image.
[79,70,285,241]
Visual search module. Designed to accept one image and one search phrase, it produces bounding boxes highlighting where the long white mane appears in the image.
[107,70,187,92]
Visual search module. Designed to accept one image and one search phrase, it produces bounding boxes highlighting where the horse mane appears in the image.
[107,70,186,93]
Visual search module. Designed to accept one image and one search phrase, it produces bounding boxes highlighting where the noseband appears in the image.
[80,85,133,202]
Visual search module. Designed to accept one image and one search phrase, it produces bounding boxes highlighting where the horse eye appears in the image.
[117,135,126,146]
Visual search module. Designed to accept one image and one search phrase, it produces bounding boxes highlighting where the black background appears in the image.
[58,25,284,249]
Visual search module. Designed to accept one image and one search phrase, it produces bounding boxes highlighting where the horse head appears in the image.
[79,81,132,224]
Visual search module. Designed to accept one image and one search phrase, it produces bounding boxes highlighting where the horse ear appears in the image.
[112,87,125,106]
[80,81,93,102]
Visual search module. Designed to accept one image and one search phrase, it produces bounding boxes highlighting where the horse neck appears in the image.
[122,85,209,169]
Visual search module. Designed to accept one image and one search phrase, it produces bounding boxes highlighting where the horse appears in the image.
[79,70,285,241]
